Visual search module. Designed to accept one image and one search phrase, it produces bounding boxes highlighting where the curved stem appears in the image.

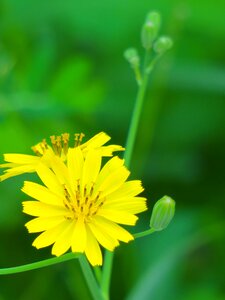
[79,255,105,300]
[0,252,78,275]
[133,228,156,239]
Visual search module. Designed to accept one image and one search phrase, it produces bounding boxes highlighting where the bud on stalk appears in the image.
[150,196,175,231]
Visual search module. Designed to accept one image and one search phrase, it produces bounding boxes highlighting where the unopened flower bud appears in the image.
[150,196,175,231]
[141,11,161,49]
[124,48,140,68]
[153,36,173,54]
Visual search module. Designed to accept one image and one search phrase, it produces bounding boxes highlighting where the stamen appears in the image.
[79,133,85,143]
[63,185,72,203]
[42,139,48,149]
[50,135,58,155]
[63,200,70,210]
[74,134,80,147]
[62,133,70,155]
[56,136,62,156]
[31,146,42,157]
[90,185,94,196]
[74,133,85,147]
[84,185,87,197]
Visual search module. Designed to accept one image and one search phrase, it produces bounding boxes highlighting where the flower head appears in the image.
[22,148,147,266]
[0,132,124,181]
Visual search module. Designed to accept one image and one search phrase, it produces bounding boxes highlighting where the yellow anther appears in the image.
[62,133,70,155]
[79,133,85,142]
[31,146,42,157]
[56,136,61,145]
[42,139,48,149]
[50,135,56,145]
[62,133,70,143]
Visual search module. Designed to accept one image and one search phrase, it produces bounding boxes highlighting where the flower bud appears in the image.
[153,36,173,54]
[124,48,140,68]
[141,11,161,49]
[150,196,175,231]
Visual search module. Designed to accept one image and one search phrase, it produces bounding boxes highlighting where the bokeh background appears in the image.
[0,0,225,299]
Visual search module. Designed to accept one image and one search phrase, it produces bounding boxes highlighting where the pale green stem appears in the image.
[133,228,156,239]
[94,266,102,284]
[101,50,153,300]
[79,255,105,300]
[101,251,114,300]
[124,53,150,166]
[0,252,78,275]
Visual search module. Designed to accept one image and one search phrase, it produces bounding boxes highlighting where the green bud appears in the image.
[150,196,175,231]
[146,11,161,31]
[124,48,140,67]
[141,11,161,49]
[153,36,173,54]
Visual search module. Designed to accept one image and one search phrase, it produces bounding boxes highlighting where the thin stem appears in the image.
[133,228,156,239]
[101,251,114,300]
[0,252,78,275]
[124,52,150,167]
[79,255,105,300]
[101,50,153,299]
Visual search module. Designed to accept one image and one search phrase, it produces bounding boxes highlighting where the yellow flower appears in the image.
[22,148,147,266]
[0,132,124,181]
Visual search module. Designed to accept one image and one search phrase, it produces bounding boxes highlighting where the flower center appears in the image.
[63,183,104,222]
[31,133,85,157]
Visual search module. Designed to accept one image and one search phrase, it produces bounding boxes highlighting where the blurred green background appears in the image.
[0,0,225,299]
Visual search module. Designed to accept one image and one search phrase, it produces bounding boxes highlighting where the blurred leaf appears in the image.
[49,56,105,112]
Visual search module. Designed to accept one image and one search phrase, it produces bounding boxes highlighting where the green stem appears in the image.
[93,266,102,284]
[101,251,114,300]
[124,54,150,167]
[0,252,78,275]
[133,228,156,239]
[79,255,105,300]
[101,50,153,299]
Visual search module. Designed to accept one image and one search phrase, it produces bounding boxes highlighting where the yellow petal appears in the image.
[95,166,130,198]
[98,145,125,157]
[46,152,70,186]
[52,221,75,256]
[67,147,84,183]
[107,180,144,201]
[0,165,37,181]
[85,226,102,266]
[104,197,147,214]
[81,132,110,150]
[94,216,134,243]
[96,156,124,185]
[22,181,64,206]
[32,220,70,249]
[82,150,101,194]
[0,163,18,168]
[3,153,40,164]
[22,201,67,217]
[36,163,64,196]
[97,208,138,225]
[25,216,64,233]
[71,218,87,253]
[87,221,119,251]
